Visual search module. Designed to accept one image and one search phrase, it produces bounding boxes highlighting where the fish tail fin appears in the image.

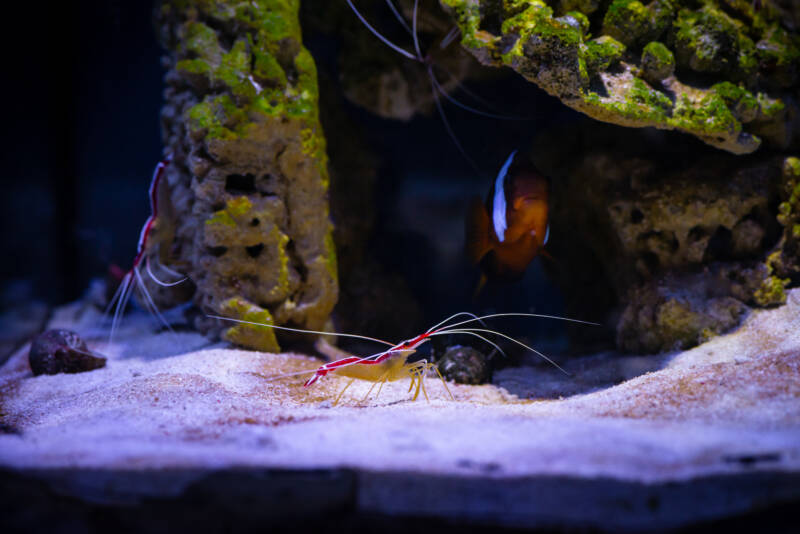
[465,198,492,264]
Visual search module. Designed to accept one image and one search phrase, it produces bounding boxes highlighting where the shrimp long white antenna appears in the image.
[386,0,413,38]
[411,0,423,59]
[207,315,397,348]
[425,311,484,333]
[429,72,526,121]
[428,65,482,174]
[133,268,174,332]
[106,271,135,344]
[428,329,506,358]
[435,326,570,375]
[145,257,188,288]
[433,63,499,109]
[152,257,187,279]
[346,0,418,60]
[445,312,600,331]
[439,25,460,49]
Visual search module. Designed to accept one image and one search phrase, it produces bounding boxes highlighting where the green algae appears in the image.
[301,126,330,188]
[584,35,626,73]
[249,35,287,85]
[440,0,796,154]
[219,297,281,353]
[186,94,247,141]
[672,5,743,74]
[206,210,236,228]
[602,0,674,47]
[166,0,323,141]
[753,274,788,307]
[501,1,583,48]
[323,229,338,285]
[758,156,800,303]
[565,10,590,35]
[672,92,739,135]
[269,225,291,299]
[777,157,800,228]
[440,0,483,50]
[602,0,651,46]
[641,41,674,80]
[205,197,255,228]
[182,20,222,62]
[711,81,758,119]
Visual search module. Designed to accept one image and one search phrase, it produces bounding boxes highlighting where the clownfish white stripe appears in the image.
[492,150,516,242]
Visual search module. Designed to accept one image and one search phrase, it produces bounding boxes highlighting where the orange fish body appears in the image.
[466,151,550,285]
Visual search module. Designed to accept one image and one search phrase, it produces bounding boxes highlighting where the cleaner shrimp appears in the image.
[347,0,524,172]
[104,156,188,343]
[210,311,597,405]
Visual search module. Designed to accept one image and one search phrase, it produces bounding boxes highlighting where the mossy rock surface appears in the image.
[159,0,337,351]
[440,0,799,154]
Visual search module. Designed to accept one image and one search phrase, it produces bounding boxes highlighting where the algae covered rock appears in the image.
[534,119,791,353]
[640,41,674,83]
[760,156,800,302]
[158,0,337,351]
[441,0,800,153]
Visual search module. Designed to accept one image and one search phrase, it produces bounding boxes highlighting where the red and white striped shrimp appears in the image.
[105,156,188,342]
[211,311,596,405]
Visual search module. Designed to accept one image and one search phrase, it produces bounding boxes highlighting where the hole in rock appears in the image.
[245,244,264,258]
[641,251,660,273]
[688,225,707,243]
[225,173,257,194]
[207,246,228,257]
[704,226,733,262]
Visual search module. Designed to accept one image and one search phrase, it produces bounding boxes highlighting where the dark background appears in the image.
[3,0,164,308]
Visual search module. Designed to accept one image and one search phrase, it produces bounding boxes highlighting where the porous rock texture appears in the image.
[157,0,337,351]
[441,0,800,154]
[535,120,797,353]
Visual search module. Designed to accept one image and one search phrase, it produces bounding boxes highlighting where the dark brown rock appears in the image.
[436,345,491,385]
[28,330,106,376]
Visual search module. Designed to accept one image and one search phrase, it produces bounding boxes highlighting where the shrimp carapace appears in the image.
[466,150,550,289]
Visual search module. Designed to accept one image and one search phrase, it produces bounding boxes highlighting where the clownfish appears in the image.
[465,150,551,294]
